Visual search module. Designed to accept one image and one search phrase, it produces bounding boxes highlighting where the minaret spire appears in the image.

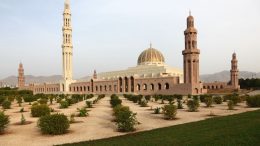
[61,0,73,92]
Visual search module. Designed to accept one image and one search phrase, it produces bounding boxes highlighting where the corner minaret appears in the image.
[61,0,73,92]
[18,63,25,88]
[230,53,239,89]
[182,12,200,85]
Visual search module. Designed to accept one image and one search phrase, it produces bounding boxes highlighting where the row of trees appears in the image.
[239,78,260,89]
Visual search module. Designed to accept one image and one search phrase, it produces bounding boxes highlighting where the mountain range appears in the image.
[1,71,259,87]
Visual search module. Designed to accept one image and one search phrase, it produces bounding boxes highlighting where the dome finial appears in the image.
[189,10,191,16]
[150,42,152,48]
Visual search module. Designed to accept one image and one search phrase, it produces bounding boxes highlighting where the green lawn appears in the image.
[60,109,260,146]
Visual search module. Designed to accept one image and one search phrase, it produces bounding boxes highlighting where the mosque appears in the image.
[18,0,239,95]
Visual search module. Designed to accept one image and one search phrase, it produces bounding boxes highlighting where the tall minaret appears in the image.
[182,12,200,85]
[61,0,73,92]
[18,63,25,88]
[230,53,239,89]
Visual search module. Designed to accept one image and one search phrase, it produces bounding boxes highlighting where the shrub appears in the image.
[204,95,213,107]
[0,111,9,133]
[110,96,122,107]
[224,93,241,105]
[37,113,70,135]
[77,108,88,117]
[153,95,161,101]
[154,107,161,114]
[144,95,151,101]
[187,99,199,112]
[177,99,183,109]
[69,113,76,123]
[2,100,11,109]
[16,96,23,106]
[32,102,39,106]
[23,95,36,104]
[0,96,7,105]
[60,101,69,109]
[113,105,129,118]
[162,104,177,120]
[139,99,148,107]
[86,101,93,108]
[246,95,260,107]
[7,96,15,102]
[114,106,138,132]
[31,104,50,117]
[49,95,54,104]
[228,100,234,110]
[213,96,223,104]
[38,98,48,105]
[93,99,98,104]
[200,95,206,103]
[21,114,26,125]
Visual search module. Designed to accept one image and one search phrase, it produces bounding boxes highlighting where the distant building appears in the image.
[19,0,239,95]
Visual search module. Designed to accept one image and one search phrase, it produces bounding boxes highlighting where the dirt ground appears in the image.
[0,96,259,146]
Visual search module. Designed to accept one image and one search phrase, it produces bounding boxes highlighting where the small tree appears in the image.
[49,95,54,105]
[110,96,122,107]
[162,104,177,120]
[86,101,93,108]
[0,111,9,134]
[21,114,26,125]
[16,96,23,107]
[204,95,213,107]
[2,100,11,109]
[60,100,69,109]
[139,98,148,107]
[144,95,151,101]
[154,107,161,114]
[228,100,234,110]
[187,99,199,112]
[115,106,139,132]
[31,104,50,117]
[213,96,223,104]
[69,113,76,123]
[38,113,70,135]
[77,108,88,117]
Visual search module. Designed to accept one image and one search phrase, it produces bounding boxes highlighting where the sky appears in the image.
[0,0,260,79]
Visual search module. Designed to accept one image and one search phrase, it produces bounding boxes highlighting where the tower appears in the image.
[18,63,25,88]
[230,53,239,89]
[182,13,200,84]
[61,0,73,92]
[93,70,97,79]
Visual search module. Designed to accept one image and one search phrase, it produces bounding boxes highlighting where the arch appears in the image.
[88,86,90,91]
[130,76,134,92]
[143,84,147,90]
[220,85,224,89]
[195,88,199,94]
[212,86,215,90]
[165,83,170,90]
[104,85,107,91]
[137,84,141,91]
[96,86,98,91]
[150,83,154,91]
[77,87,79,92]
[109,85,112,91]
[158,83,162,90]
[119,77,123,92]
[80,86,83,92]
[84,86,86,91]
[207,86,210,89]
[124,77,128,92]
[100,85,103,92]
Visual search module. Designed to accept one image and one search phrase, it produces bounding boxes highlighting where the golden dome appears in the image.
[137,46,165,65]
